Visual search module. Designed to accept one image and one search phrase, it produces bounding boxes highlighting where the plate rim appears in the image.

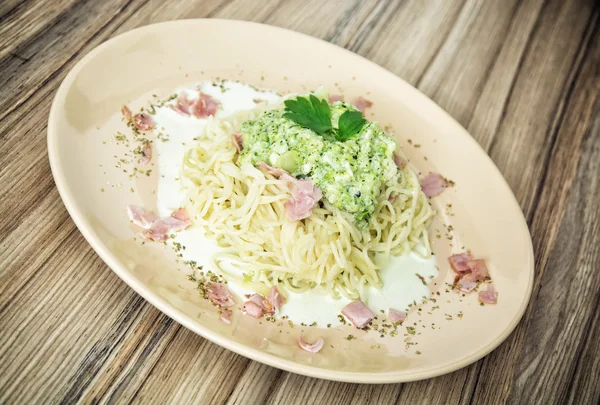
[47,18,534,383]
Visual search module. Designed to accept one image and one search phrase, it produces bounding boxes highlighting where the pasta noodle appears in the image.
[181,109,434,300]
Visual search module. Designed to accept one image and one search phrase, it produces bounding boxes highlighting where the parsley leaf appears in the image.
[283,95,332,135]
[336,110,366,141]
[283,94,367,141]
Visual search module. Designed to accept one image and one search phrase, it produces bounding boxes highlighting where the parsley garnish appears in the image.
[337,110,366,141]
[283,95,366,141]
[283,95,332,135]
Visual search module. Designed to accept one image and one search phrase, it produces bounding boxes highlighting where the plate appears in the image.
[47,19,534,383]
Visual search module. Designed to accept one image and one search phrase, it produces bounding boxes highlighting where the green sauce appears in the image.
[238,101,398,222]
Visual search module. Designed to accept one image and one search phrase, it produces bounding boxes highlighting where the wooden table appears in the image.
[1,0,599,403]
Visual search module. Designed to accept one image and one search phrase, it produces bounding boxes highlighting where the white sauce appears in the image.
[153,81,281,217]
[153,80,438,327]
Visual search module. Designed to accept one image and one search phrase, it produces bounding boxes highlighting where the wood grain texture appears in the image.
[1,0,599,404]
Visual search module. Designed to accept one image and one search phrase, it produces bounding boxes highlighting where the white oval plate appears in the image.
[48,19,534,383]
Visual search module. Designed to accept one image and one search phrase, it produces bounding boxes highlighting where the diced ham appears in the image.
[160,216,191,232]
[298,335,324,353]
[132,113,154,131]
[479,284,498,304]
[283,177,323,221]
[252,98,266,104]
[256,162,322,221]
[456,273,478,293]
[449,253,493,295]
[448,253,473,275]
[352,96,372,112]
[206,282,235,307]
[251,287,285,315]
[243,300,264,318]
[256,161,289,178]
[284,184,322,221]
[192,93,220,118]
[171,92,220,118]
[128,206,191,240]
[121,105,132,121]
[268,285,285,312]
[126,205,158,229]
[394,153,407,170]
[341,300,374,328]
[468,259,490,282]
[232,132,243,152]
[241,293,271,317]
[420,172,448,197]
[388,308,407,324]
[171,208,190,221]
[329,94,344,103]
[172,92,193,115]
[142,219,170,242]
[220,309,232,324]
[140,142,152,164]
[248,293,268,312]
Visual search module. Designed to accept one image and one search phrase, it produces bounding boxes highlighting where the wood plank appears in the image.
[110,0,227,30]
[0,188,73,308]
[347,384,403,405]
[466,0,545,150]
[511,104,599,403]
[397,368,475,405]
[128,329,250,405]
[0,0,142,122]
[0,0,29,21]
[417,0,526,127]
[225,362,283,405]
[485,0,597,216]
[261,0,377,47]
[0,0,79,60]
[76,310,178,404]
[266,374,358,405]
[0,229,141,403]
[565,205,600,403]
[347,0,467,85]
[471,9,600,405]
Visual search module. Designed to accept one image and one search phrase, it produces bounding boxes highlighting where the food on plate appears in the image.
[478,284,498,304]
[419,172,450,198]
[298,335,325,353]
[448,253,494,298]
[119,80,497,352]
[179,88,434,303]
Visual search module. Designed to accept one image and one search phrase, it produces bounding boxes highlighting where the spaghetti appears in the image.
[181,108,434,300]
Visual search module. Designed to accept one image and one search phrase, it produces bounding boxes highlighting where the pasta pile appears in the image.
[181,110,433,299]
